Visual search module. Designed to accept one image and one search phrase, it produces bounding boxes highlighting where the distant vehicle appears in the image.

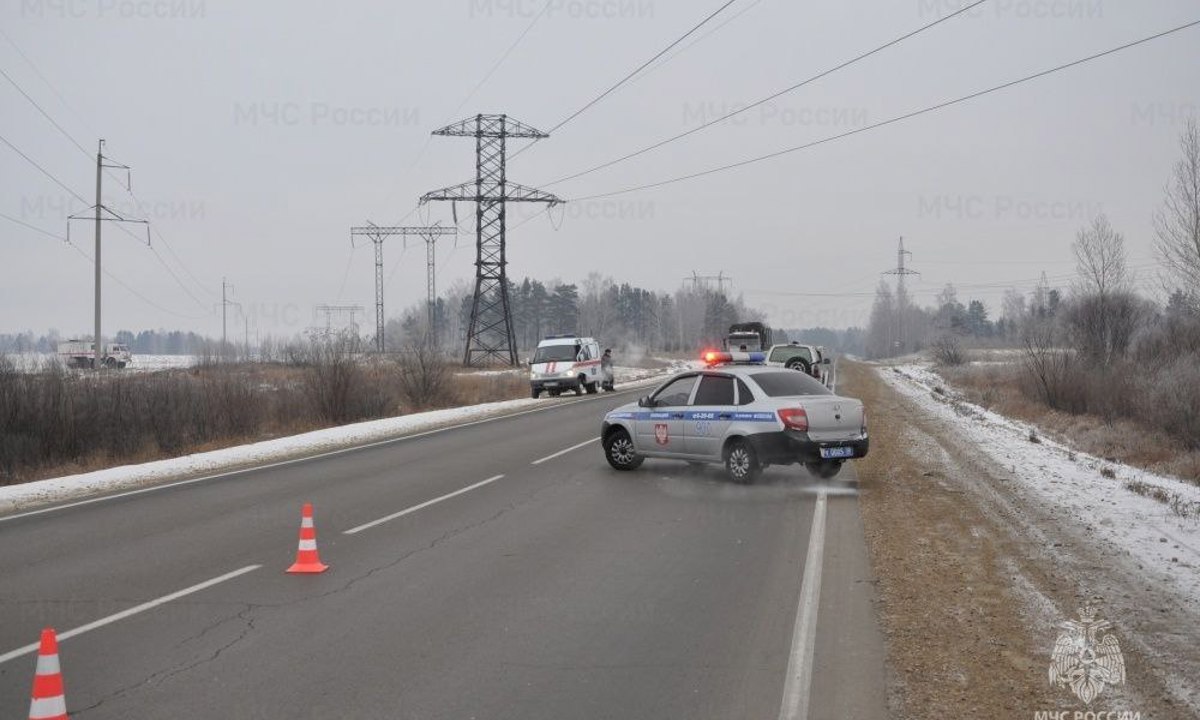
[600,351,868,483]
[57,340,132,369]
[529,335,602,398]
[723,321,772,352]
[765,342,831,385]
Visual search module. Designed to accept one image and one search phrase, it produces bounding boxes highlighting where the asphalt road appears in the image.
[0,387,886,719]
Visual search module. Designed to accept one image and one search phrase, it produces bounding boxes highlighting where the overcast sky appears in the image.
[2,0,1198,338]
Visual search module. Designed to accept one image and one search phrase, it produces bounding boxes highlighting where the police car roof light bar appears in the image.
[703,351,765,365]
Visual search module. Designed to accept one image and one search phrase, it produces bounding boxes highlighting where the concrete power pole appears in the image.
[68,139,147,369]
[349,223,456,352]
[882,236,919,353]
[217,278,240,360]
[421,114,562,367]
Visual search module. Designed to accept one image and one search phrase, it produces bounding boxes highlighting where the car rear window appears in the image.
[750,371,832,397]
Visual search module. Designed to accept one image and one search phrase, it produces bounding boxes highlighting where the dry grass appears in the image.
[937,362,1200,485]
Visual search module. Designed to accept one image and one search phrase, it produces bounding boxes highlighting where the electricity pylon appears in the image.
[420,114,562,367]
[883,236,920,352]
[349,223,456,352]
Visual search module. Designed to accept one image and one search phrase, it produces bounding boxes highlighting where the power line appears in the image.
[0,131,89,204]
[510,0,741,161]
[568,19,1200,202]
[623,0,765,89]
[0,27,97,139]
[0,65,92,160]
[545,0,989,187]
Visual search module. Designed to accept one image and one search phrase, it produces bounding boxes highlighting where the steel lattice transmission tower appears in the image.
[883,236,920,352]
[350,223,457,352]
[420,114,563,367]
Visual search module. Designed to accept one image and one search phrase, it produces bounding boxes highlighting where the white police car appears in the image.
[600,351,868,483]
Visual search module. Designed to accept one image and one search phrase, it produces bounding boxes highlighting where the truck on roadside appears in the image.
[723,322,772,352]
[57,340,133,369]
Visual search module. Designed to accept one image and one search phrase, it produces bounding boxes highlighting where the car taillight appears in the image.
[778,407,808,431]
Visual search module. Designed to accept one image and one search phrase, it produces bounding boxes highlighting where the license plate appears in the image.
[544,381,559,387]
[820,446,854,459]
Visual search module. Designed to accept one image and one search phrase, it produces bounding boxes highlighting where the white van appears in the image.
[529,335,602,398]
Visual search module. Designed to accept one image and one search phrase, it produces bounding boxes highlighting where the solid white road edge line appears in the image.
[0,384,652,525]
[531,437,599,465]
[0,564,262,666]
[778,490,828,720]
[343,474,505,535]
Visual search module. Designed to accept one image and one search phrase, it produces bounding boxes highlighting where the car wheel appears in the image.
[604,428,643,471]
[724,439,761,485]
[805,461,843,479]
[585,382,598,394]
[531,388,541,399]
[574,381,585,396]
[785,358,811,374]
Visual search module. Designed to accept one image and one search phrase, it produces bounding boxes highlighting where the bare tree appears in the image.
[1073,214,1129,298]
[1154,117,1200,305]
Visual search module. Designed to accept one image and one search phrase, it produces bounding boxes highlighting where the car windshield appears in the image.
[533,345,577,363]
[727,334,762,351]
[750,371,833,397]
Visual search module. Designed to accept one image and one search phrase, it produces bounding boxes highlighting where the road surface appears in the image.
[0,388,885,719]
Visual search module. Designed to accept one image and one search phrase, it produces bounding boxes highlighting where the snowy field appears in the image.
[884,363,1200,606]
[3,353,199,372]
[0,364,682,515]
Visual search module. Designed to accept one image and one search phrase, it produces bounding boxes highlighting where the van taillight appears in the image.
[777,407,808,431]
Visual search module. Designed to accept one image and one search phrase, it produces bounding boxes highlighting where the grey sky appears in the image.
[2,0,1198,338]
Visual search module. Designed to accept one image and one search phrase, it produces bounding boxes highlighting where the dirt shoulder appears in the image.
[840,359,1198,719]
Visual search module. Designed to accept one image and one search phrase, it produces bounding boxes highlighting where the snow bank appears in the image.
[882,363,1200,603]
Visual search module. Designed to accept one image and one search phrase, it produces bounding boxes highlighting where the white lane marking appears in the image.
[0,564,261,666]
[0,386,648,525]
[531,437,599,465]
[343,475,505,535]
[778,490,828,720]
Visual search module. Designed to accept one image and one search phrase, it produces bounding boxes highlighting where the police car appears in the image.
[600,351,868,483]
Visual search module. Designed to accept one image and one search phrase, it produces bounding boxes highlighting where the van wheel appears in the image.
[531,388,541,399]
[724,439,761,485]
[574,380,585,396]
[585,381,598,394]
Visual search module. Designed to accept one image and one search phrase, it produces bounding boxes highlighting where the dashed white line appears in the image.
[531,438,599,465]
[0,564,262,666]
[778,490,828,720]
[343,475,505,535]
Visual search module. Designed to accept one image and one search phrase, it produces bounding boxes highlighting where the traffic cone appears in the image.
[286,502,328,574]
[28,628,67,720]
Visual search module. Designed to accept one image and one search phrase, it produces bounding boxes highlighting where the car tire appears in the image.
[604,428,643,471]
[805,461,843,479]
[724,438,761,485]
[531,388,541,399]
[574,380,585,396]
[785,358,811,374]
[585,381,598,394]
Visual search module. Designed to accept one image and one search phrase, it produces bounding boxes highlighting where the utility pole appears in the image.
[67,139,148,369]
[882,236,919,353]
[348,223,456,352]
[217,278,239,360]
[421,114,562,367]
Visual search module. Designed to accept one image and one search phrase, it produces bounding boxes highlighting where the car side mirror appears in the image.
[637,395,653,408]
[822,357,832,365]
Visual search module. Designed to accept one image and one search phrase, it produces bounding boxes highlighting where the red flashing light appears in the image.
[704,351,721,364]
[778,407,809,432]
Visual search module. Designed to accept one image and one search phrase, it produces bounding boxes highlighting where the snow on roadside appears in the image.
[0,365,680,516]
[882,362,1200,606]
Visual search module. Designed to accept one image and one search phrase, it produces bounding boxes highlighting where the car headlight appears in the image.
[561,370,574,378]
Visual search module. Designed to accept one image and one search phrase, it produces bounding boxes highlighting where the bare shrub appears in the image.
[1020,320,1078,410]
[394,335,453,410]
[1141,354,1200,449]
[930,334,965,366]
[290,332,383,424]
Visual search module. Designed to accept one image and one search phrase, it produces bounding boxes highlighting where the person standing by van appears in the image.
[601,348,615,391]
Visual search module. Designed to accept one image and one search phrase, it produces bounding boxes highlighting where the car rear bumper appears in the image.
[747,431,869,464]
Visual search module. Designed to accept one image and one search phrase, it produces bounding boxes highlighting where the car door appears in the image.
[635,374,698,457]
[684,373,738,458]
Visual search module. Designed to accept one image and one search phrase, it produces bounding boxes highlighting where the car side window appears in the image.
[653,376,698,407]
[768,347,788,363]
[736,378,755,405]
[692,375,735,406]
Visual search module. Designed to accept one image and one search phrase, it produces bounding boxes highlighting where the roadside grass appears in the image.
[936,360,1200,485]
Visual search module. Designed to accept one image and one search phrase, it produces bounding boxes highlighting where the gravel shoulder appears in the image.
[839,359,1199,719]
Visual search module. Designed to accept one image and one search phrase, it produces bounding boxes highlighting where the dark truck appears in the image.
[723,322,773,352]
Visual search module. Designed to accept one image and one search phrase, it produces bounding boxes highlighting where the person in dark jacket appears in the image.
[600,348,615,391]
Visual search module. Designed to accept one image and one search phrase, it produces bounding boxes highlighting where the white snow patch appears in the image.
[882,363,1200,606]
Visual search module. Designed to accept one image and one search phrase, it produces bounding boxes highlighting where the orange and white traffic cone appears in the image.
[28,628,67,720]
[286,502,328,574]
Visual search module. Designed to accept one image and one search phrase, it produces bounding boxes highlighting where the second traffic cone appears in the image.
[286,502,328,574]
[28,627,67,720]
